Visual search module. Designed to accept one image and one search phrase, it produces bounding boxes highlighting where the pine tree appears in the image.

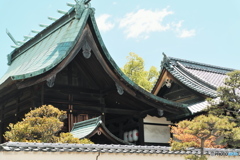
[208,70,240,147]
[4,105,93,144]
[171,114,236,159]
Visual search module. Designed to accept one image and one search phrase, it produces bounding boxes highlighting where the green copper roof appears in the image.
[71,117,102,139]
[71,116,130,144]
[0,2,191,117]
[0,6,93,86]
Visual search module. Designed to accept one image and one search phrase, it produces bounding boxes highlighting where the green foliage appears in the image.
[25,105,66,121]
[4,105,93,144]
[171,70,240,159]
[4,105,65,143]
[171,114,235,158]
[122,52,159,92]
[57,133,93,144]
[208,70,240,147]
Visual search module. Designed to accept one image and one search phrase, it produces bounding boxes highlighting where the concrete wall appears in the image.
[1,151,239,160]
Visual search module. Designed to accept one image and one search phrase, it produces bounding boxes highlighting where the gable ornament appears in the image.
[82,41,92,59]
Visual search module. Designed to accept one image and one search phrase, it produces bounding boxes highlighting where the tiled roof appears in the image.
[0,6,93,87]
[187,97,222,114]
[0,2,191,117]
[187,100,210,113]
[161,54,234,98]
[71,117,102,139]
[71,117,130,145]
[1,142,240,156]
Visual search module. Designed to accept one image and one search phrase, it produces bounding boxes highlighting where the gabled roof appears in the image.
[71,116,130,145]
[0,2,191,118]
[159,53,234,98]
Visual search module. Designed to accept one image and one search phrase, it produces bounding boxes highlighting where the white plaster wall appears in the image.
[1,151,239,160]
[144,115,172,143]
[144,125,170,143]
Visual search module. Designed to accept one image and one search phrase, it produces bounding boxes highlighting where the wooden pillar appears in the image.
[67,63,74,131]
[15,96,20,122]
[41,83,44,105]
[100,97,105,123]
[119,122,123,139]
[31,87,36,109]
[138,117,145,145]
[68,94,74,131]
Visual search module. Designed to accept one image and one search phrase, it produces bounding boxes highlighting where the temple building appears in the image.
[0,1,234,145]
[152,54,234,117]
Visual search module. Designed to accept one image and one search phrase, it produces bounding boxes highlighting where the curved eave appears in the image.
[87,14,190,115]
[71,117,130,145]
[165,65,217,98]
[0,6,190,116]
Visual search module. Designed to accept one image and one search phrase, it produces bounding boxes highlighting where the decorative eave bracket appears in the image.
[115,83,124,95]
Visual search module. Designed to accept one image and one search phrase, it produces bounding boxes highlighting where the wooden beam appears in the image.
[0,104,4,143]
[152,69,169,95]
[49,85,102,96]
[41,83,44,105]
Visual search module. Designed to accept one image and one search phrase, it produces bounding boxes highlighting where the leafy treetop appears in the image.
[122,52,159,92]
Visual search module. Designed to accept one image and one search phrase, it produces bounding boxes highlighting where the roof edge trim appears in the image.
[88,15,190,114]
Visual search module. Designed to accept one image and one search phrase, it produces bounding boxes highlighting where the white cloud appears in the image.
[172,20,183,29]
[119,8,174,39]
[96,14,115,32]
[173,21,196,38]
[178,29,196,38]
[96,8,196,39]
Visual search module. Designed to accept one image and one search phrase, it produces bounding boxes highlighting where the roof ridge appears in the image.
[1,142,240,154]
[169,56,235,73]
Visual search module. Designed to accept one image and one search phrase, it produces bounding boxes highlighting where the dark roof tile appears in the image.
[1,142,240,156]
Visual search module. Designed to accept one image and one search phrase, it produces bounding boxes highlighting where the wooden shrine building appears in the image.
[152,53,234,118]
[0,1,191,144]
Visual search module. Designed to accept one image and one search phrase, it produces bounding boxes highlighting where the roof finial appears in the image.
[74,0,92,19]
[6,29,19,46]
[161,52,172,69]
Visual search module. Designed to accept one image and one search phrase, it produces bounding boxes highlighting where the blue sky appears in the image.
[1,0,240,78]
